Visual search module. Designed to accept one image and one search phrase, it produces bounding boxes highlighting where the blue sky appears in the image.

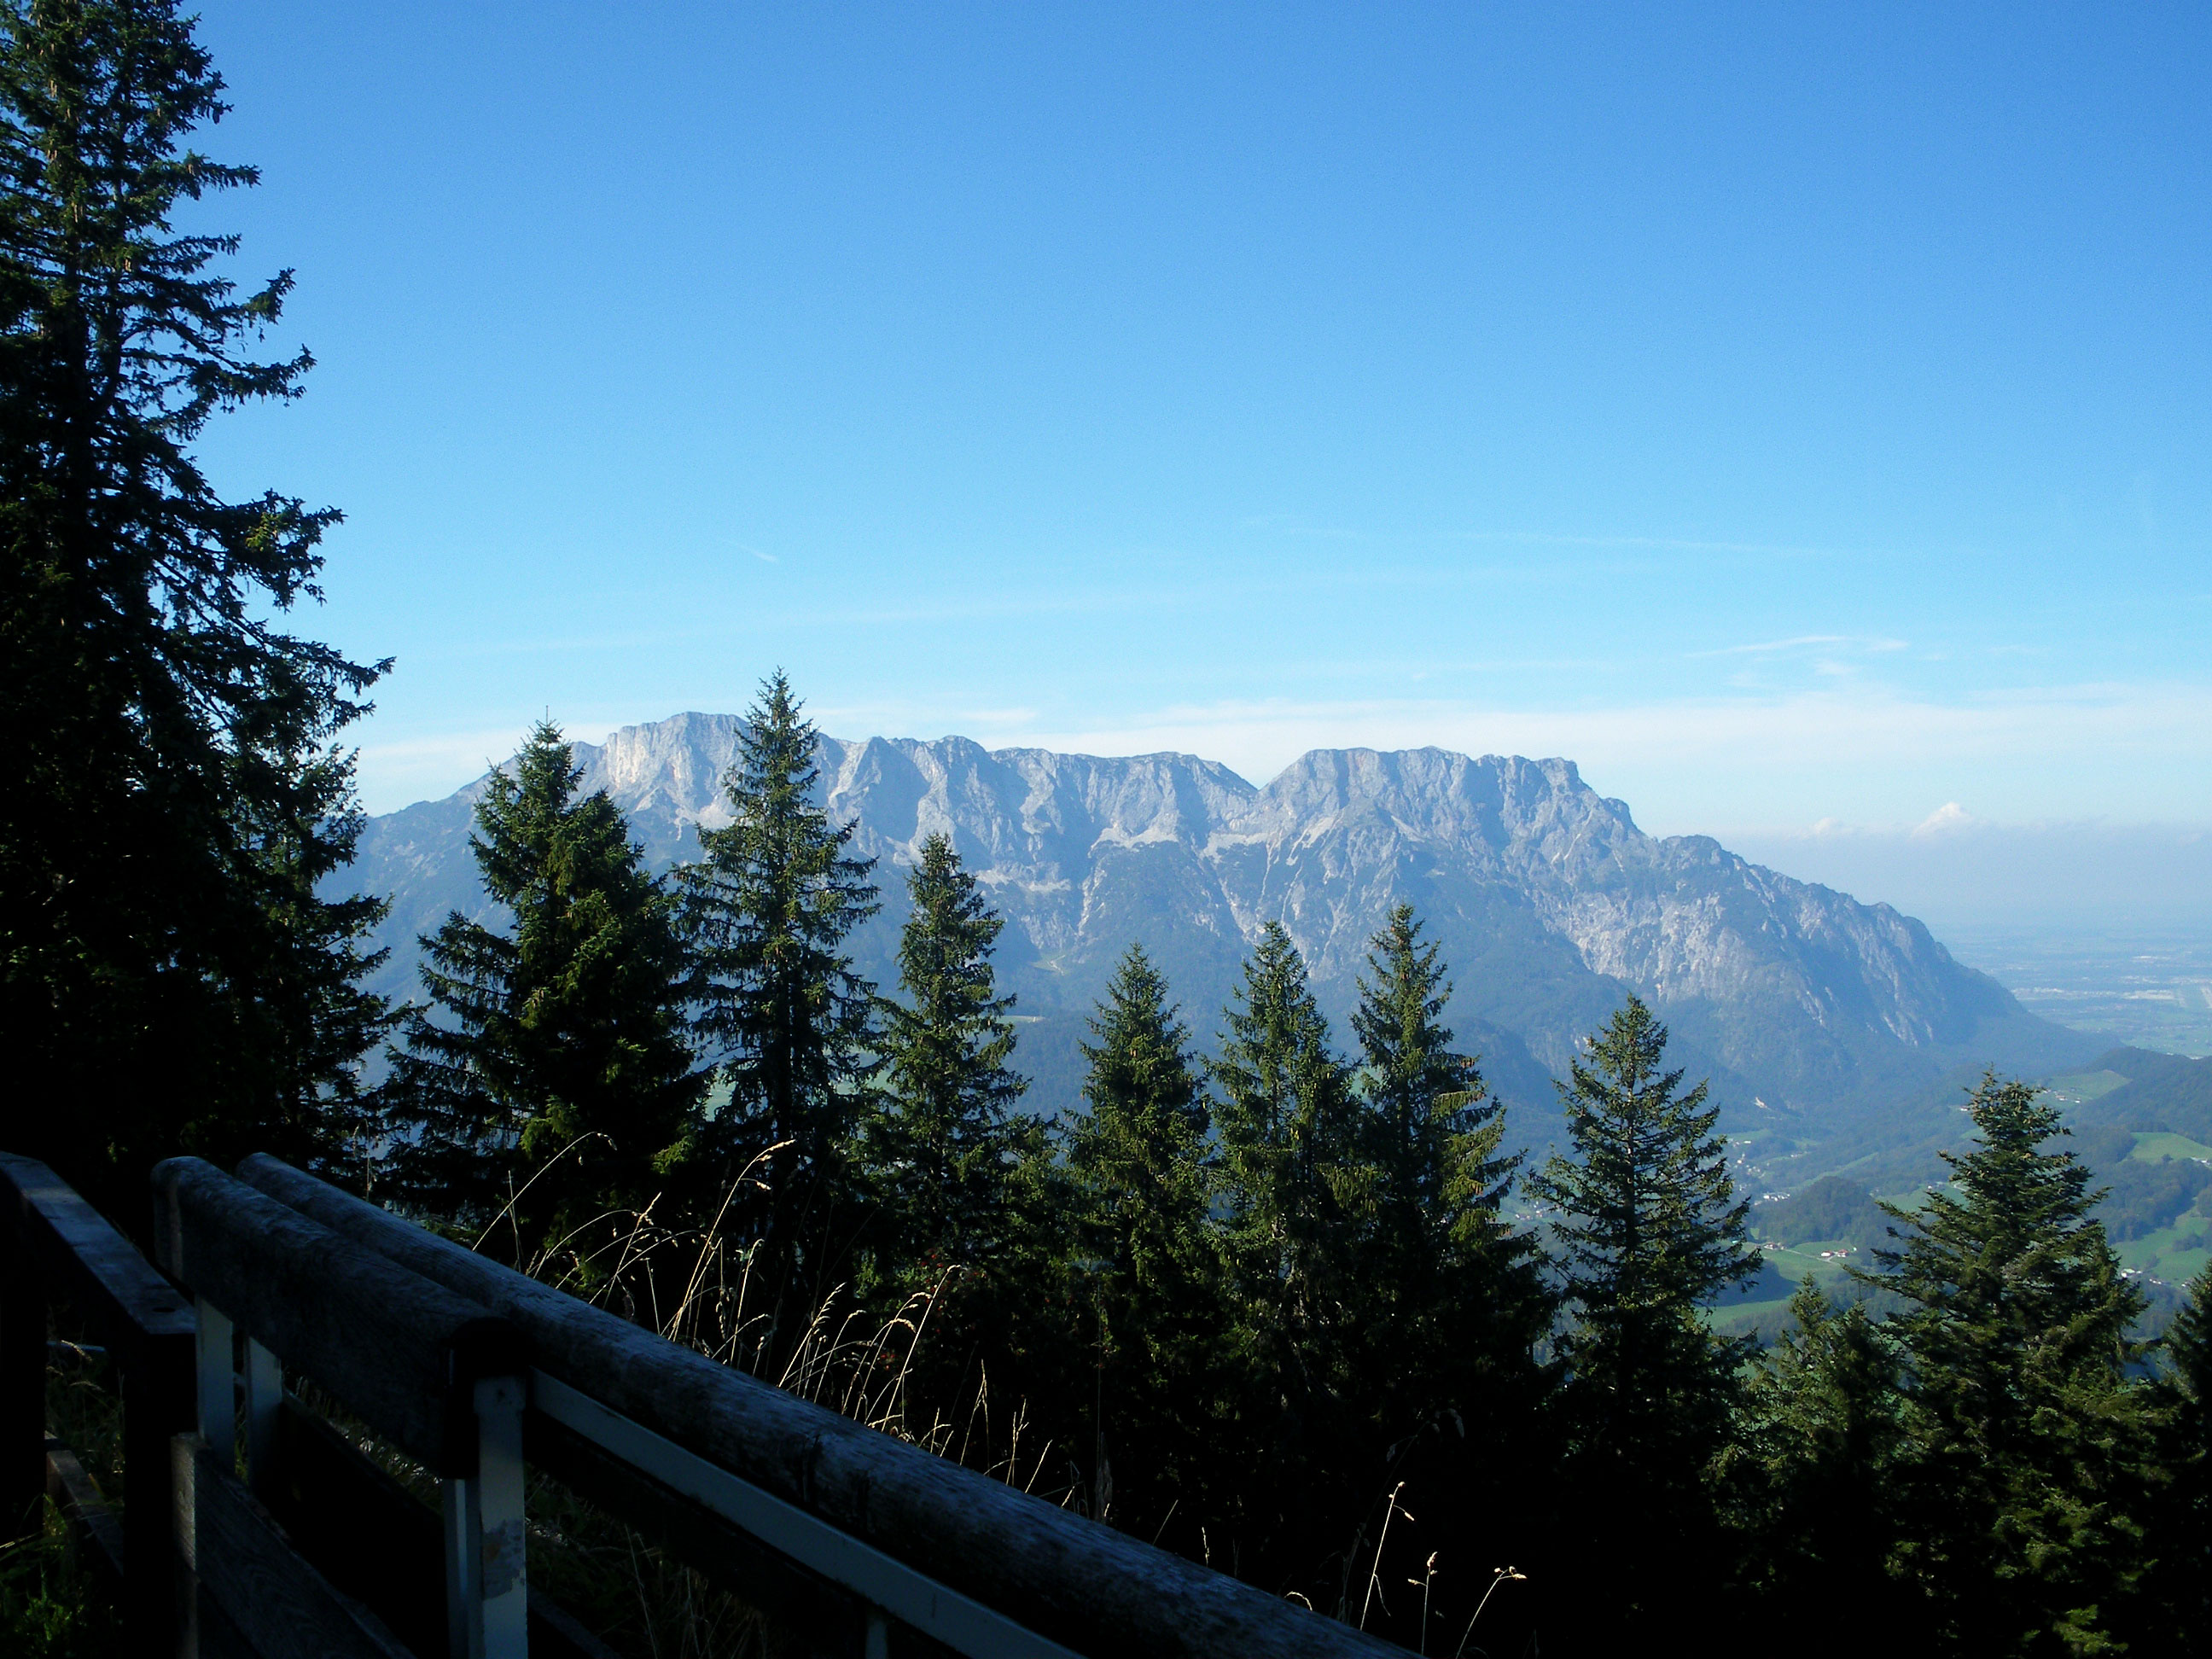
[191,3,2211,864]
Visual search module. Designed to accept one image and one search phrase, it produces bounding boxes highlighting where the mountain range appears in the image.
[343,712,2096,1170]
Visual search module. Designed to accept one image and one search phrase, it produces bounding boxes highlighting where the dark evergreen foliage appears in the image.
[379,721,704,1254]
[1208,921,1369,1596]
[1523,994,1756,1639]
[1730,1280,1915,1654]
[859,832,1060,1484]
[0,0,389,1208]
[677,672,880,1318]
[1339,905,1553,1650]
[1349,905,1544,1395]
[1866,1074,2159,1656]
[1064,944,1226,1544]
[869,833,1033,1282]
[2149,1267,2211,1652]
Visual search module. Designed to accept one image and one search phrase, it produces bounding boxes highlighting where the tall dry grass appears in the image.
[446,1143,1080,1656]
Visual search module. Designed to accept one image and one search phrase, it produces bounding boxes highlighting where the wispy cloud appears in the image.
[1447,529,1846,560]
[1693,634,1909,658]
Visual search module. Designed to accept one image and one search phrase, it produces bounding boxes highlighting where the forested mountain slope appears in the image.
[346,711,2091,1129]
[2067,1045,2212,1144]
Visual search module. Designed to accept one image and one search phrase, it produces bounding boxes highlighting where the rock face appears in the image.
[344,712,2089,1126]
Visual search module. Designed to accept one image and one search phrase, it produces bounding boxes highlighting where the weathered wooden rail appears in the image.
[2,1151,196,1650]
[4,1148,1405,1658]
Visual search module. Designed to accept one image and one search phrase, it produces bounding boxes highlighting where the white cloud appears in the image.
[1913,802,1975,837]
[1696,633,1848,656]
[1692,633,1910,659]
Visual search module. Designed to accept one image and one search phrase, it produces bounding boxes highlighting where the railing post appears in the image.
[443,1375,528,1659]
[243,1337,282,1500]
[440,1467,474,1658]
[123,1295,197,1654]
[476,1374,528,1658]
[0,1237,44,1541]
[195,1298,236,1473]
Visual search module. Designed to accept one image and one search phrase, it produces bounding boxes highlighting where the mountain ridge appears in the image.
[344,711,2093,1138]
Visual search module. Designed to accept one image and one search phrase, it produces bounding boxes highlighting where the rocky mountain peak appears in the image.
[346,710,2090,1129]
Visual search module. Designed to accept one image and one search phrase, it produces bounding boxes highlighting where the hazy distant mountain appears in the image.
[343,711,2093,1140]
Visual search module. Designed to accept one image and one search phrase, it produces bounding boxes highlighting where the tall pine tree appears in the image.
[380,722,703,1256]
[1732,1280,1913,1655]
[0,0,389,1208]
[1523,995,1755,1639]
[1348,904,1544,1400]
[1342,905,1553,1650]
[2149,1266,2211,1650]
[868,833,1030,1283]
[1210,921,1365,1593]
[1867,1074,2158,1656]
[1065,944,1225,1543]
[678,672,879,1314]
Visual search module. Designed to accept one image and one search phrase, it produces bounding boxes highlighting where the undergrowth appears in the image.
[3,1330,125,1656]
[0,1503,123,1659]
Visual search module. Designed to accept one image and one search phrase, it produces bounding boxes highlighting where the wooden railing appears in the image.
[2,1151,196,1651]
[4,1149,1404,1659]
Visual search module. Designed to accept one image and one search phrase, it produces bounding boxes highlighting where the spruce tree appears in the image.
[1733,1280,1912,1652]
[678,672,879,1304]
[1523,995,1755,1636]
[1209,922,1364,1586]
[1065,944,1224,1542]
[381,722,704,1255]
[869,833,1030,1280]
[1214,922,1362,1342]
[0,0,389,1208]
[1348,904,1543,1391]
[2149,1267,2210,1650]
[1867,1074,2157,1655]
[1342,905,1553,1647]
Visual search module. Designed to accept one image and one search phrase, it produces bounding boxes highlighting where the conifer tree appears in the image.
[1343,905,1553,1642]
[0,0,389,1207]
[678,672,879,1301]
[1066,944,1224,1541]
[381,722,703,1254]
[1733,1281,1912,1650]
[1349,905,1544,1387]
[869,834,1030,1281]
[1214,922,1362,1336]
[1210,922,1364,1581]
[1523,995,1755,1635]
[2149,1266,2211,1649]
[1867,1074,2158,1654]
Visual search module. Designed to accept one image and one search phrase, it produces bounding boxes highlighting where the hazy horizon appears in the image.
[348,706,2212,1066]
[363,706,2206,908]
